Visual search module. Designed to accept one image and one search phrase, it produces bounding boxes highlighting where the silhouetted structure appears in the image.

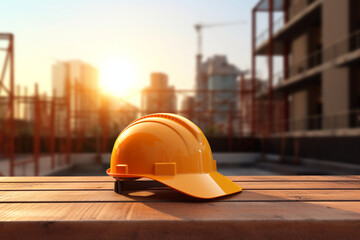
[52,60,99,136]
[253,0,360,133]
[251,0,360,163]
[181,96,195,120]
[141,73,177,114]
[195,55,240,134]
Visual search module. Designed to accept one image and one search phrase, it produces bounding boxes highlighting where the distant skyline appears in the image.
[1,0,275,105]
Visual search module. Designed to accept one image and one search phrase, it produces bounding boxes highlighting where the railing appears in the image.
[255,0,320,48]
[273,15,285,34]
[322,29,360,62]
[288,49,322,77]
[255,15,285,47]
[276,29,360,82]
[256,29,269,47]
[273,71,284,86]
[268,109,360,134]
[265,29,360,86]
[255,72,283,96]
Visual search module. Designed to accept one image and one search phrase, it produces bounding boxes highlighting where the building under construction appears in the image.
[195,55,240,134]
[52,60,100,136]
[141,73,177,115]
[2,0,360,176]
[252,0,360,163]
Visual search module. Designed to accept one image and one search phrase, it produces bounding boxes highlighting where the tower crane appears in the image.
[194,20,246,57]
[193,20,246,127]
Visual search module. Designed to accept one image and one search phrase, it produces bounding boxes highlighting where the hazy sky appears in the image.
[1,0,271,103]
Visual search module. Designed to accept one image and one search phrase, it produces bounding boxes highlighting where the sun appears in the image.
[100,57,138,96]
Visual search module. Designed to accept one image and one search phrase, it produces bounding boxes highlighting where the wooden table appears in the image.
[1,176,360,240]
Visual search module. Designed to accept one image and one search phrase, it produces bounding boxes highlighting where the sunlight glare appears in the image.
[100,57,138,97]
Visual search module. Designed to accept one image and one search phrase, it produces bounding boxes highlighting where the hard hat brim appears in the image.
[108,169,242,199]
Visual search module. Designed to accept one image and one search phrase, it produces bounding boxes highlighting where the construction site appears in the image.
[3,2,360,239]
[1,0,360,177]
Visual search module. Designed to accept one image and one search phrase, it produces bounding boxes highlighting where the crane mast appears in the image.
[193,20,245,129]
[194,20,246,57]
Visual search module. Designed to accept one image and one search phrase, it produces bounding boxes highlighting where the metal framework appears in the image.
[0,34,74,176]
[0,34,14,176]
[251,0,303,162]
[251,0,288,136]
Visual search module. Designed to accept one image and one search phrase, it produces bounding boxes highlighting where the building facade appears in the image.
[141,73,177,114]
[195,55,240,134]
[251,0,360,162]
[253,0,360,134]
[52,60,99,136]
[181,96,195,120]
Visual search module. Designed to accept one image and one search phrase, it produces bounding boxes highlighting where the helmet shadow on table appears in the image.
[115,180,360,222]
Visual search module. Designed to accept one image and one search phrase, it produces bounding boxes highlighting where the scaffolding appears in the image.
[251,0,291,161]
[0,33,14,176]
[251,0,288,136]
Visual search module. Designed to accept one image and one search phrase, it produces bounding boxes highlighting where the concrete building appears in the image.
[52,60,99,136]
[252,0,360,162]
[254,0,360,132]
[181,96,195,120]
[238,77,268,135]
[195,55,209,126]
[141,73,177,114]
[208,56,239,128]
[195,55,240,134]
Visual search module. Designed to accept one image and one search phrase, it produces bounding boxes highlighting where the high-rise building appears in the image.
[208,56,239,125]
[238,77,267,135]
[252,0,360,161]
[195,55,240,133]
[141,73,177,114]
[52,60,99,135]
[181,96,195,120]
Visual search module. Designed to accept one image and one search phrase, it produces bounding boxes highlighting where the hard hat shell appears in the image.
[107,113,242,199]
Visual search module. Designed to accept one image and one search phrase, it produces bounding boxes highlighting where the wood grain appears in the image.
[1,175,360,182]
[230,175,360,181]
[1,220,360,240]
[1,201,360,221]
[1,189,360,203]
[1,181,359,191]
[0,176,113,182]
[1,176,360,240]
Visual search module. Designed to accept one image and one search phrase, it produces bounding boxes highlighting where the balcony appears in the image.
[255,0,322,55]
[256,29,360,98]
[260,109,360,136]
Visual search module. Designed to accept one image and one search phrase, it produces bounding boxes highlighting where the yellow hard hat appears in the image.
[106,113,242,199]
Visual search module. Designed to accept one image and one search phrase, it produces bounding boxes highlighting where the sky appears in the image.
[0,0,273,105]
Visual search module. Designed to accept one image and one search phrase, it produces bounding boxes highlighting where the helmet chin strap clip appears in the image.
[114,179,167,194]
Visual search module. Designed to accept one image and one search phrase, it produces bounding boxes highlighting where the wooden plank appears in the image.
[1,201,360,221]
[1,220,360,240]
[1,189,360,203]
[1,175,360,183]
[0,182,113,190]
[315,201,360,213]
[0,176,113,182]
[238,181,360,189]
[230,175,360,182]
[1,176,360,240]
[1,181,360,191]
[0,202,360,221]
